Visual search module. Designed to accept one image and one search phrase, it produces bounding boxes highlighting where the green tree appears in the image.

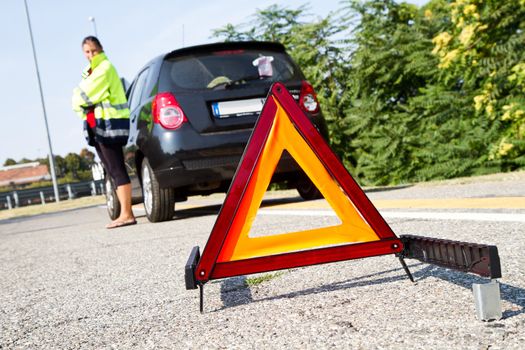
[64,152,82,179]
[19,158,33,164]
[341,0,447,184]
[79,148,96,170]
[3,158,16,166]
[212,4,307,44]
[332,0,508,184]
[431,0,525,168]
[53,156,67,177]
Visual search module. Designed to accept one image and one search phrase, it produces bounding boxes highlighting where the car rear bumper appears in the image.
[155,152,300,191]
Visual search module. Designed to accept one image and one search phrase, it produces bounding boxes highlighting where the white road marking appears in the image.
[108,205,525,222]
[257,209,525,222]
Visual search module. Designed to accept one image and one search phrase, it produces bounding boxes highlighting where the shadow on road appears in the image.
[172,196,307,220]
[172,185,414,221]
[218,276,254,308]
[416,264,525,319]
[213,261,524,320]
[212,263,413,313]
[0,223,89,237]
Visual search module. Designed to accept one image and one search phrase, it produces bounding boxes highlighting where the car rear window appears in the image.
[160,49,300,90]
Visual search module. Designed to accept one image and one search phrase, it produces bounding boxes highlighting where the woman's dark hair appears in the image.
[82,36,103,50]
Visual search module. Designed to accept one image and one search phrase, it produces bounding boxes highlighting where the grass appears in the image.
[244,272,285,287]
[0,195,106,221]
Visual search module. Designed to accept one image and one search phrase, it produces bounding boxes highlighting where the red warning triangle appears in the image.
[194,83,403,283]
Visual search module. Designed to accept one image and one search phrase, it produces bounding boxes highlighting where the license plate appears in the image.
[212,98,266,118]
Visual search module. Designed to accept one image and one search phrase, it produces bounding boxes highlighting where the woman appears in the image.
[72,36,135,229]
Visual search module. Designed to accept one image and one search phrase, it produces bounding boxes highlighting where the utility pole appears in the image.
[23,0,60,202]
[88,16,98,37]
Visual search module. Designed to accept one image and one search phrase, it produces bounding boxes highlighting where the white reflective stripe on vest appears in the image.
[100,102,129,110]
[95,128,129,138]
[79,88,94,106]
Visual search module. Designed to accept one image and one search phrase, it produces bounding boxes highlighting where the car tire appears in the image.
[296,172,323,200]
[141,158,175,222]
[105,176,121,220]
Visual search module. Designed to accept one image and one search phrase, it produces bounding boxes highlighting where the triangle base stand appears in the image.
[185,245,415,313]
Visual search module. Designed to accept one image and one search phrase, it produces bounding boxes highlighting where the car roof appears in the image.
[163,41,287,60]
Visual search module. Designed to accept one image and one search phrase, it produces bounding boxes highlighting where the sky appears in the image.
[0,0,427,164]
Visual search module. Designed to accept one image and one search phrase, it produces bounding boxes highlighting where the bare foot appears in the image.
[106,218,137,229]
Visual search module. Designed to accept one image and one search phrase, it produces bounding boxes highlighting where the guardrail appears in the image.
[0,180,105,210]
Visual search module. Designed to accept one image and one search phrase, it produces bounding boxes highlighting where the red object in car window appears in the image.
[212,49,245,55]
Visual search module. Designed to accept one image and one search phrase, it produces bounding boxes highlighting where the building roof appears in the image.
[0,162,51,187]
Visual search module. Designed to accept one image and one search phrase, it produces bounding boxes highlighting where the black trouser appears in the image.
[94,142,130,187]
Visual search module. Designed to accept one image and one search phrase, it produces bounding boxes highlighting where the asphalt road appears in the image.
[1,173,524,349]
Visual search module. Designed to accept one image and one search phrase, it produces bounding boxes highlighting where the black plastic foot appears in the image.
[185,246,201,290]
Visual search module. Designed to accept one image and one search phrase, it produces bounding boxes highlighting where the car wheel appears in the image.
[105,176,121,220]
[296,172,323,200]
[141,158,175,222]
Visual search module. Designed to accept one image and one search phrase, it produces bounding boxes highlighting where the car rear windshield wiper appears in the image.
[208,75,270,89]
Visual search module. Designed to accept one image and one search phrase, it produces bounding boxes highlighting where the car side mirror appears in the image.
[121,77,131,94]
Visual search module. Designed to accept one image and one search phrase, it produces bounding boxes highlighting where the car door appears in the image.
[125,67,151,201]
[127,67,151,146]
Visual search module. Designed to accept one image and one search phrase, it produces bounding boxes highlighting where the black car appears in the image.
[105,41,329,222]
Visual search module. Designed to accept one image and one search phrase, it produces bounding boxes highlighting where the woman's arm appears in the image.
[73,63,111,108]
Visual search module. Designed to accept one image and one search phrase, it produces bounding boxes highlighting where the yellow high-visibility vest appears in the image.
[72,52,130,145]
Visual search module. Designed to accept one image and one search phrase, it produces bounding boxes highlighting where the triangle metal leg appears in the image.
[398,256,415,283]
[199,284,204,313]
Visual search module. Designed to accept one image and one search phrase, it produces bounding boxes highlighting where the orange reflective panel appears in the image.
[217,98,379,262]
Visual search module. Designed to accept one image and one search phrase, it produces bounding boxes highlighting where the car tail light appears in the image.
[299,80,320,114]
[152,92,187,129]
